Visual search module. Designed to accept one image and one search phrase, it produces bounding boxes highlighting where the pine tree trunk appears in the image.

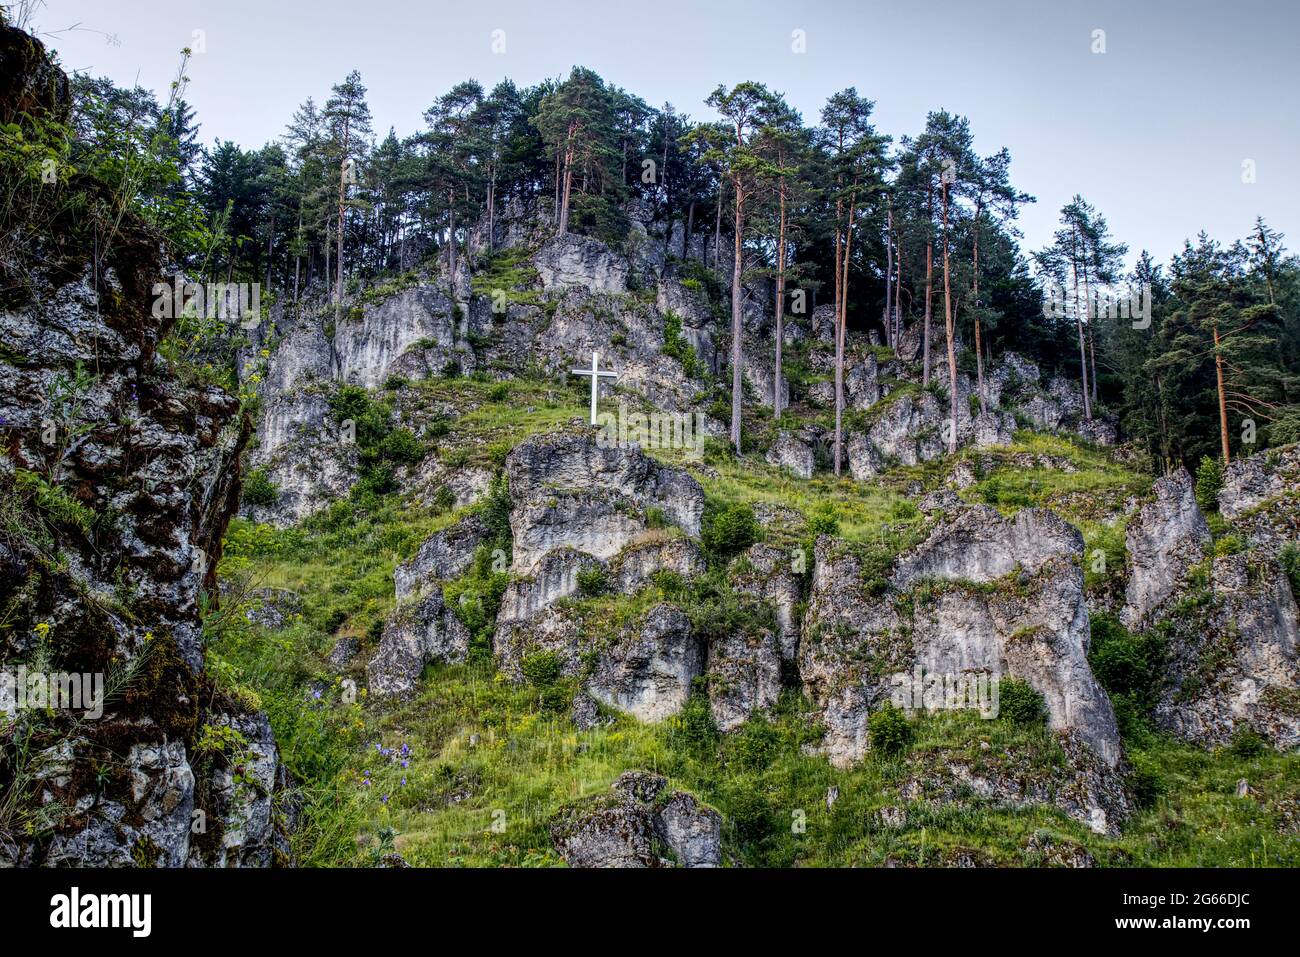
[923,241,933,386]
[713,186,722,269]
[447,187,457,279]
[684,201,695,259]
[942,180,958,453]
[559,141,574,236]
[335,118,350,323]
[293,206,302,308]
[973,217,986,414]
[487,171,496,252]
[774,177,787,419]
[884,205,893,347]
[894,233,903,348]
[834,189,857,477]
[1082,258,1098,406]
[1072,229,1092,421]
[1213,322,1231,465]
[730,184,744,454]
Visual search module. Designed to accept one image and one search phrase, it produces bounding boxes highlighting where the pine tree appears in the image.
[324,71,372,320]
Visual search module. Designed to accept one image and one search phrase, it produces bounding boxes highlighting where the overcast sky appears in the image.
[31,0,1300,269]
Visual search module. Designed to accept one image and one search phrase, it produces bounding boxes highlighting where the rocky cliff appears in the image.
[0,24,292,866]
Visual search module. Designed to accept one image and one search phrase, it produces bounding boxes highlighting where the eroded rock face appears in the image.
[766,432,814,479]
[1219,444,1299,520]
[367,590,470,698]
[334,286,460,389]
[244,318,356,527]
[587,604,705,722]
[730,543,803,664]
[0,23,292,868]
[1155,554,1300,750]
[799,538,909,767]
[394,514,491,600]
[186,711,294,867]
[505,432,704,572]
[1216,444,1300,561]
[846,431,884,479]
[497,548,601,623]
[866,392,947,467]
[893,507,1083,589]
[707,626,781,732]
[497,600,704,723]
[534,233,629,294]
[1120,469,1211,629]
[550,771,721,868]
[900,731,1131,837]
[801,503,1125,803]
[610,536,705,594]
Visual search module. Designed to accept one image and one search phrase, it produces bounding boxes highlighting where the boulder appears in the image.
[971,410,1016,448]
[846,432,883,480]
[367,590,470,698]
[765,432,814,479]
[550,771,721,868]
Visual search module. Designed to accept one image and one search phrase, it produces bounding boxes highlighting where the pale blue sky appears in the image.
[31,0,1300,268]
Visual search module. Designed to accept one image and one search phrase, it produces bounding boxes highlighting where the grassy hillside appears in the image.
[211,373,1300,867]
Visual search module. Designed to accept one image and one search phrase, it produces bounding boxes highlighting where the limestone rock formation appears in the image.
[504,431,704,572]
[1154,554,1300,749]
[1120,469,1211,629]
[0,22,292,867]
[533,233,629,294]
[706,625,782,732]
[550,771,721,868]
[368,590,470,699]
[394,514,492,600]
[765,432,815,479]
[586,604,705,722]
[800,504,1127,830]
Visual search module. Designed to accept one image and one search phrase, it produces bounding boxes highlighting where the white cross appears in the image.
[571,351,618,425]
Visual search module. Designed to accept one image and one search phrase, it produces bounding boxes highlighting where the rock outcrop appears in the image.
[1120,469,1211,629]
[1154,554,1300,749]
[367,589,471,699]
[0,23,292,867]
[534,233,629,294]
[799,505,1126,830]
[550,771,721,868]
[765,432,814,479]
[584,604,705,723]
[504,431,704,572]
[394,514,492,600]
